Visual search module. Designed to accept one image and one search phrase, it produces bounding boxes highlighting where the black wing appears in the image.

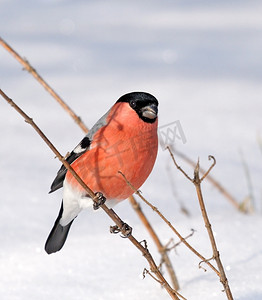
[49,105,110,194]
[49,136,91,193]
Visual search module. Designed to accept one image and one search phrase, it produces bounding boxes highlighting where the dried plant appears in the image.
[167,147,234,300]
[0,37,88,133]
[129,195,180,290]
[172,146,240,211]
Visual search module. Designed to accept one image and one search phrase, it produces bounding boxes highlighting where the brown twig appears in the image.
[167,146,234,300]
[0,89,182,300]
[142,269,187,300]
[172,147,240,211]
[166,162,190,216]
[167,229,196,251]
[129,195,180,290]
[0,37,89,133]
[0,38,181,292]
[194,162,234,300]
[118,171,220,276]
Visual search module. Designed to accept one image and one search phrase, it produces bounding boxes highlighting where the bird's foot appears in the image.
[110,222,132,238]
[93,192,106,210]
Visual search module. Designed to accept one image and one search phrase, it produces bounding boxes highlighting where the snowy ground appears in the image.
[1,1,262,299]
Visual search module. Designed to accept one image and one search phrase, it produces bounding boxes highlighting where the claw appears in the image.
[110,225,121,234]
[110,223,132,238]
[120,223,132,238]
[93,192,106,210]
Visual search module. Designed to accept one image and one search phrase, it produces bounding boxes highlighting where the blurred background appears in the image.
[1,1,262,299]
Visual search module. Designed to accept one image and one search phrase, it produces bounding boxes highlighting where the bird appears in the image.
[45,91,159,254]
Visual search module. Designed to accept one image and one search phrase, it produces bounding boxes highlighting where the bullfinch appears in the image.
[45,91,159,254]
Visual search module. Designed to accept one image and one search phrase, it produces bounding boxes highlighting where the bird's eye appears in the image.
[130,100,136,108]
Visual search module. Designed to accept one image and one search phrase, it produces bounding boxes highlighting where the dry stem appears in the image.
[173,147,240,211]
[129,195,179,290]
[167,146,234,300]
[0,37,89,133]
[0,89,181,300]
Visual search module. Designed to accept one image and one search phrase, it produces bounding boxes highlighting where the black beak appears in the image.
[141,104,158,119]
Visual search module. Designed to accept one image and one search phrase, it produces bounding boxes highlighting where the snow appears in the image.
[1,0,262,299]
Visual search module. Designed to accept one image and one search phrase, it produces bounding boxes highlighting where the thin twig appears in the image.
[200,155,216,182]
[198,256,214,272]
[168,229,196,251]
[167,147,193,182]
[0,37,89,133]
[168,147,234,300]
[129,195,180,290]
[172,147,240,211]
[143,268,163,284]
[0,89,182,300]
[143,269,187,300]
[166,162,190,216]
[194,166,234,299]
[118,171,220,276]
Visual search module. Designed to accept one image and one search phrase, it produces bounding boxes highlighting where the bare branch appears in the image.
[167,147,234,298]
[166,162,190,216]
[0,37,89,133]
[193,159,234,300]
[200,155,216,182]
[198,256,214,272]
[143,268,163,284]
[173,148,240,210]
[168,229,196,251]
[166,146,193,182]
[129,195,180,290]
[143,269,187,300]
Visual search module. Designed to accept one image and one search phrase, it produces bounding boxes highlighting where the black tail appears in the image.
[45,202,75,254]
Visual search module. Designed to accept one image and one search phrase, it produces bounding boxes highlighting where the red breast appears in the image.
[65,102,158,201]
